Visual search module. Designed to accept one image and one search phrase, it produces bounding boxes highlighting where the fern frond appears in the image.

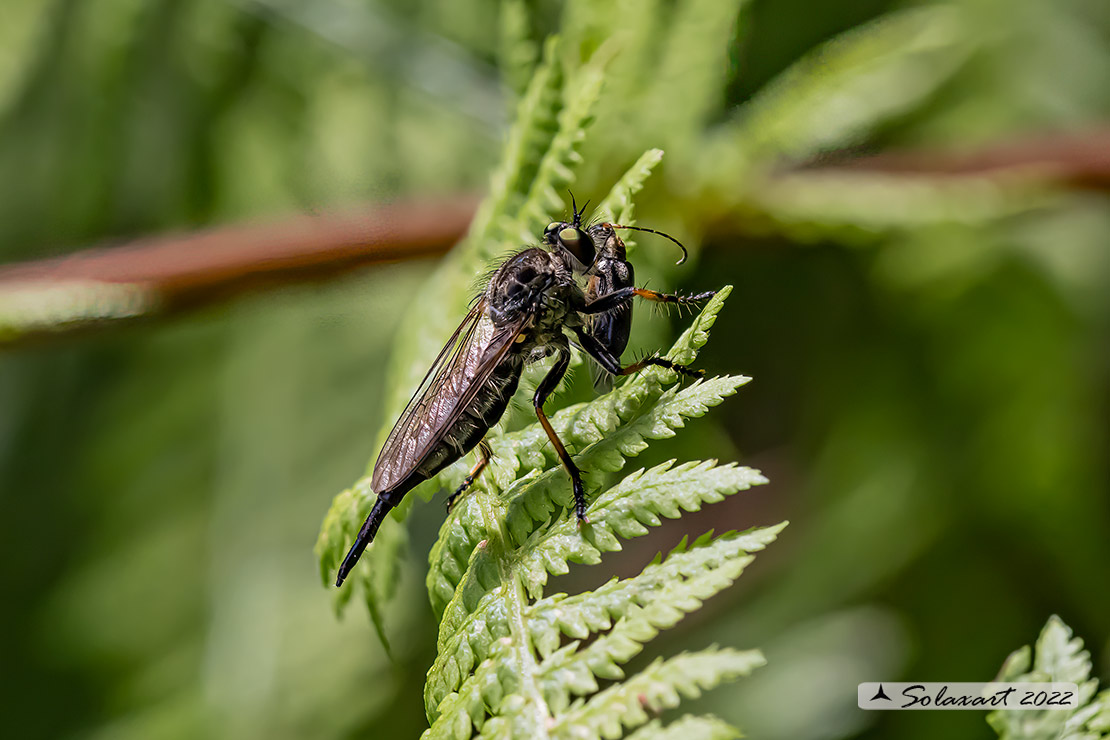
[988,616,1110,740]
[548,648,766,739]
[499,375,750,545]
[498,0,538,101]
[741,169,1053,243]
[315,478,377,600]
[595,148,665,251]
[625,715,740,740]
[531,526,785,712]
[502,48,612,247]
[725,6,973,165]
[517,468,777,598]
[426,524,783,722]
[314,478,409,646]
[641,0,749,148]
[570,0,662,133]
[429,387,751,640]
[470,36,569,260]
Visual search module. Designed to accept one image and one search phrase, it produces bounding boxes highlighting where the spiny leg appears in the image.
[446,440,492,511]
[573,327,704,379]
[580,287,716,316]
[534,346,589,523]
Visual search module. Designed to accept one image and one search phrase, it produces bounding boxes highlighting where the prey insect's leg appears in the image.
[336,496,392,587]
[573,327,704,379]
[534,347,589,523]
[446,440,492,511]
[580,287,716,315]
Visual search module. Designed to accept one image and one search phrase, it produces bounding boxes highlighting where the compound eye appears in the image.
[559,227,595,267]
[544,222,561,237]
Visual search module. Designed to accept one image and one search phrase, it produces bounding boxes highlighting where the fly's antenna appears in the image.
[568,191,590,227]
[607,223,689,265]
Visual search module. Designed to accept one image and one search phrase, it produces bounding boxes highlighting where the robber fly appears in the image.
[334,201,713,587]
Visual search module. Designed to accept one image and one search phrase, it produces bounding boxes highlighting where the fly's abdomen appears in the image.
[449,359,522,457]
[380,358,523,504]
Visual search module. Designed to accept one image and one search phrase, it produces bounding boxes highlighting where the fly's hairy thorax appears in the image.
[487,247,584,362]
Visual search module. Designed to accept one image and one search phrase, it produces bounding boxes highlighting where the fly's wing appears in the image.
[371,298,523,494]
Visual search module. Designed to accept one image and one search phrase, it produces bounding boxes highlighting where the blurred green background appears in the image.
[1,0,1108,738]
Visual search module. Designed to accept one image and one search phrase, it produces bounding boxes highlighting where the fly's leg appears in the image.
[618,354,703,378]
[534,347,589,523]
[446,440,492,511]
[573,327,704,379]
[580,287,716,316]
[336,496,393,587]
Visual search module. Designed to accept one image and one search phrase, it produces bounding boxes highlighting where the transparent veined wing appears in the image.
[371,297,524,493]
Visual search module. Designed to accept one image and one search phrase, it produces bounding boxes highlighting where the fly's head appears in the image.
[488,249,559,326]
[543,220,595,273]
[543,194,596,273]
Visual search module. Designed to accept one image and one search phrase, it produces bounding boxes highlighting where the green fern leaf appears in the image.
[515,466,775,598]
[725,6,974,165]
[595,148,665,251]
[624,715,740,740]
[426,525,784,723]
[988,616,1110,740]
[739,169,1052,243]
[640,0,750,148]
[428,381,751,635]
[313,477,408,649]
[548,648,766,739]
[503,47,611,247]
[498,0,538,101]
[531,526,785,713]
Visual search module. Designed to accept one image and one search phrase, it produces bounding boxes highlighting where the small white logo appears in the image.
[858,683,1079,710]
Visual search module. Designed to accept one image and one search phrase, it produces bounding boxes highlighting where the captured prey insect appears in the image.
[334,207,715,587]
[541,201,706,381]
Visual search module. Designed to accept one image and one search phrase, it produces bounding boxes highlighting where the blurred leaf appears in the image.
[725,5,974,165]
[989,616,1110,740]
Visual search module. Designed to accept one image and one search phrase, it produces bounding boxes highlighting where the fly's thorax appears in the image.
[487,248,555,326]
[486,248,578,327]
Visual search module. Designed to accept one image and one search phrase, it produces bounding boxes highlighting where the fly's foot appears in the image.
[445,475,474,512]
[643,356,704,379]
[572,478,590,524]
[678,290,716,304]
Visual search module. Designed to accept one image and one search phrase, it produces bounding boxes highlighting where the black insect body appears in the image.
[583,223,635,364]
[335,221,712,588]
[542,210,710,380]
